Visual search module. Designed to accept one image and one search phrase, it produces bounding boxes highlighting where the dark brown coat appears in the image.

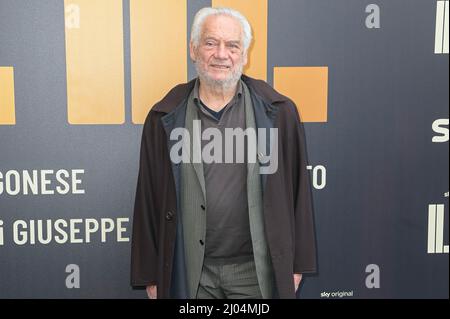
[131,75,317,298]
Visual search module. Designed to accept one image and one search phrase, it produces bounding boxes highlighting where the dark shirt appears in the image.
[199,101,226,121]
[191,79,253,262]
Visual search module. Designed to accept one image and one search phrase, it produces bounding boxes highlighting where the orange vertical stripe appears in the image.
[130,0,187,124]
[212,0,267,81]
[274,67,328,122]
[0,67,16,125]
[64,0,125,124]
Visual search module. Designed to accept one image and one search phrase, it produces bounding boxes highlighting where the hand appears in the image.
[294,273,302,292]
[146,285,157,299]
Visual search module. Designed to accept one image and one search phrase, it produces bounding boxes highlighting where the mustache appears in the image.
[210,63,231,67]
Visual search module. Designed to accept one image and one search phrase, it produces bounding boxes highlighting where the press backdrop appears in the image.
[0,0,448,298]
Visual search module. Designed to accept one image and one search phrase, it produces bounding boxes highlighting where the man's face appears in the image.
[190,14,248,87]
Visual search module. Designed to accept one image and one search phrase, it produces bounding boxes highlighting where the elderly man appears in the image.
[131,7,316,299]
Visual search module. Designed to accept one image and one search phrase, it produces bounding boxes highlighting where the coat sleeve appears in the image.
[289,101,317,274]
[130,112,160,287]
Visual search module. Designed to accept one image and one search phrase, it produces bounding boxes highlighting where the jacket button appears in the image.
[200,204,205,210]
[165,211,174,221]
[199,240,204,245]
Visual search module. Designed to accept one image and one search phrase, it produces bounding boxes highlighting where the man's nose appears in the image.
[214,43,228,59]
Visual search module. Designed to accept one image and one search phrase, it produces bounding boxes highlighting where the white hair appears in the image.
[190,7,252,52]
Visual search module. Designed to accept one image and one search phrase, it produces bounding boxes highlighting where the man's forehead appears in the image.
[201,14,243,41]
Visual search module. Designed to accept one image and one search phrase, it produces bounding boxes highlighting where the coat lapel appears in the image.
[243,81,276,298]
[248,88,279,194]
[186,104,206,201]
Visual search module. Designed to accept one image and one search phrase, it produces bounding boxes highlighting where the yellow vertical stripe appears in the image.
[0,67,16,125]
[130,0,187,124]
[274,67,328,123]
[212,0,267,81]
[64,0,125,124]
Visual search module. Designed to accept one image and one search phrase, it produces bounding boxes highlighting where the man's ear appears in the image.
[189,41,196,63]
[243,51,248,67]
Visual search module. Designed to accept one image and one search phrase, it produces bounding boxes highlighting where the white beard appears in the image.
[194,61,244,91]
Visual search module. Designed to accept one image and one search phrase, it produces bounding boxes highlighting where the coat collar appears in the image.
[153,74,289,114]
